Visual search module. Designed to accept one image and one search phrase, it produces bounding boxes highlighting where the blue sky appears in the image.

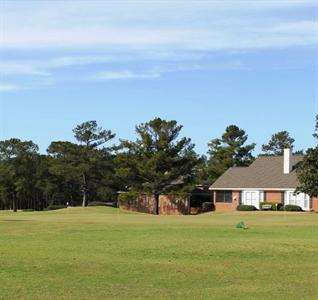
[0,0,317,154]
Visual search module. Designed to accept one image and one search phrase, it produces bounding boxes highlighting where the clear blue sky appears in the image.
[0,1,317,155]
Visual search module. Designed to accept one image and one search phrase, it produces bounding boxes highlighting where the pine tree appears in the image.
[116,118,199,214]
[262,131,295,155]
[206,125,255,183]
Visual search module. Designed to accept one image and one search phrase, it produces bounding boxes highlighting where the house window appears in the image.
[215,191,232,203]
[241,191,262,209]
[288,192,309,209]
[288,192,302,206]
[245,192,258,206]
[145,195,150,207]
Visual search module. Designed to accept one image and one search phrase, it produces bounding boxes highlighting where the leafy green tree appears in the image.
[262,131,295,155]
[116,118,199,214]
[0,139,39,211]
[297,115,318,197]
[207,125,255,183]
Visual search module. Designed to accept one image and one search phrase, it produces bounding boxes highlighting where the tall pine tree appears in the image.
[262,131,295,155]
[48,121,116,207]
[206,125,255,183]
[116,118,199,214]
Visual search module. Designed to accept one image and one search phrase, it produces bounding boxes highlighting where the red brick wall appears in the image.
[159,195,189,215]
[120,194,190,215]
[120,194,156,214]
[265,192,283,203]
[312,197,318,212]
[213,191,240,212]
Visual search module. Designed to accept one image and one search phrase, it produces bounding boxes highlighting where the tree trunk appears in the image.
[154,192,160,215]
[12,193,17,212]
[82,173,87,207]
[82,192,87,207]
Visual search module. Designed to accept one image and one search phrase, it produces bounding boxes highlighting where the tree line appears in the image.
[0,116,317,211]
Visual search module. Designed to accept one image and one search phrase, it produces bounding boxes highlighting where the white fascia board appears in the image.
[210,188,297,191]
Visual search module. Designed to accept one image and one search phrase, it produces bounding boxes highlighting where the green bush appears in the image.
[282,205,303,212]
[201,202,214,212]
[22,209,35,212]
[276,203,284,211]
[260,202,283,211]
[237,205,257,211]
[47,205,67,211]
[87,201,107,207]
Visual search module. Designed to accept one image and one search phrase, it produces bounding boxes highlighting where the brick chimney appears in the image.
[284,148,293,174]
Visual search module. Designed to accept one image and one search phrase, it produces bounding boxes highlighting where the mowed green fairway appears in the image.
[0,208,317,300]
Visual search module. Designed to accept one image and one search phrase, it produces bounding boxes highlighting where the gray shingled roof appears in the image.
[210,155,303,190]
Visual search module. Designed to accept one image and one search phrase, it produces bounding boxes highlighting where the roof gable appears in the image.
[210,155,303,190]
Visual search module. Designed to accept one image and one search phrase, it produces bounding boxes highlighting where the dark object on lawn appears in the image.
[236,221,249,230]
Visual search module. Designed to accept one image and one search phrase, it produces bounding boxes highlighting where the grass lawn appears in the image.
[0,207,317,300]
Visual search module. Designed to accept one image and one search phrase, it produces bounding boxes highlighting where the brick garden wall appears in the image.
[120,194,190,215]
[120,194,156,214]
[159,195,189,215]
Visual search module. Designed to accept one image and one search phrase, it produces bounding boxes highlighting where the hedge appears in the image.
[237,205,257,211]
[47,205,67,211]
[87,201,107,207]
[281,205,303,212]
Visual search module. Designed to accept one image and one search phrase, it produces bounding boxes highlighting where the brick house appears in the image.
[210,149,318,212]
[119,187,211,215]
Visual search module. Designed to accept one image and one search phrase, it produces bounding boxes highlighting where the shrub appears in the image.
[276,203,284,211]
[23,209,35,212]
[282,205,303,212]
[47,205,67,211]
[87,201,107,207]
[201,202,214,212]
[237,205,257,211]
